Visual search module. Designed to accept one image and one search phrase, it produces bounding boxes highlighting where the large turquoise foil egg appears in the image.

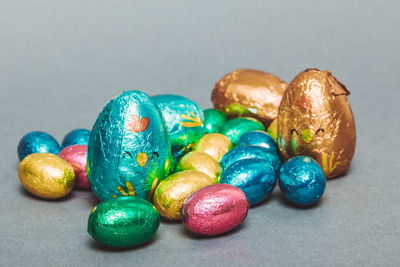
[87,90,173,201]
[152,95,205,159]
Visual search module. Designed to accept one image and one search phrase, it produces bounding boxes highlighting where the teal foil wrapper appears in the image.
[87,90,173,201]
[152,94,204,159]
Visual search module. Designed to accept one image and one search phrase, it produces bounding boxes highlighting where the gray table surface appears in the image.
[1,1,399,266]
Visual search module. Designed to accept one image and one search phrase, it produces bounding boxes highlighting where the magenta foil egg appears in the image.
[181,184,249,236]
[58,145,89,189]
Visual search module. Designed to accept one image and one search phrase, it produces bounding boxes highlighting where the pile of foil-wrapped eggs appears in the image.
[17,68,356,248]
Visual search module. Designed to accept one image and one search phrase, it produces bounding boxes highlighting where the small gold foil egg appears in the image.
[277,68,356,179]
[193,133,232,161]
[176,151,220,182]
[18,153,75,199]
[211,69,287,127]
[153,170,215,220]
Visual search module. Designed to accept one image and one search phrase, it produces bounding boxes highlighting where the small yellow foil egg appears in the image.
[153,170,215,220]
[176,151,220,182]
[194,133,232,161]
[18,153,75,199]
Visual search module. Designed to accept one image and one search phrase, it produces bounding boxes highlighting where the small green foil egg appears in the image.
[88,197,160,248]
[152,94,205,159]
[203,109,227,133]
[219,117,265,145]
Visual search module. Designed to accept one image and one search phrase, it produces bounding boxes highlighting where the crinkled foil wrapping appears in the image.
[181,184,249,236]
[153,170,215,220]
[18,153,75,199]
[176,151,220,182]
[211,69,287,127]
[152,94,204,160]
[277,69,356,179]
[87,90,172,201]
[88,197,160,248]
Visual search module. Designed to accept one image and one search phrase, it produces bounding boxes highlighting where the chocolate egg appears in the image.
[219,117,265,145]
[87,90,173,201]
[88,197,160,248]
[61,128,91,149]
[278,156,326,206]
[277,68,356,178]
[17,131,60,161]
[59,145,89,189]
[267,118,278,141]
[193,133,232,161]
[211,69,287,126]
[203,108,227,133]
[176,151,220,182]
[220,158,276,206]
[152,94,204,159]
[18,153,75,199]
[181,184,249,236]
[220,145,281,172]
[153,170,215,220]
[237,130,279,153]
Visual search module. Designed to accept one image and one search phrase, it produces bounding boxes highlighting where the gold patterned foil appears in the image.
[211,69,287,127]
[176,151,220,182]
[277,68,356,179]
[18,153,75,199]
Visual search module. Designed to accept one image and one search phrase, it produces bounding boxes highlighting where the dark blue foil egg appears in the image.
[152,94,204,159]
[220,158,277,206]
[278,156,326,206]
[61,128,91,149]
[237,130,279,153]
[17,131,60,161]
[87,90,173,201]
[220,145,281,172]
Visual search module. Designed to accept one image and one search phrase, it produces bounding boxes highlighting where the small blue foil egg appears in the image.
[220,145,281,172]
[17,131,60,161]
[87,90,173,201]
[61,128,91,149]
[152,94,204,159]
[220,158,276,206]
[278,156,326,206]
[237,130,279,153]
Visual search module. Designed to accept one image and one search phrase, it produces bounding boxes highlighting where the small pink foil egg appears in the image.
[58,145,89,189]
[181,184,249,236]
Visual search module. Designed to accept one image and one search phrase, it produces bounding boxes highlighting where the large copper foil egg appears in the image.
[211,69,287,127]
[277,68,356,179]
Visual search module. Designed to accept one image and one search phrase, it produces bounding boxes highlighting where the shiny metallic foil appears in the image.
[194,133,232,161]
[219,117,265,145]
[277,69,356,179]
[267,118,278,141]
[153,170,216,220]
[88,197,160,248]
[152,94,204,160]
[203,109,227,133]
[237,130,279,154]
[181,184,249,236]
[211,69,287,127]
[59,145,90,189]
[61,128,91,149]
[176,151,220,182]
[220,158,276,206]
[18,153,75,199]
[278,156,326,206]
[17,131,60,161]
[87,90,173,201]
[220,145,281,172]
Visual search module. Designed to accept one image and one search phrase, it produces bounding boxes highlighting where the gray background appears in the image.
[1,0,399,266]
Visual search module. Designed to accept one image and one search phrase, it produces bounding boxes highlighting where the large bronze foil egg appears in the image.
[211,69,287,127]
[277,68,356,179]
